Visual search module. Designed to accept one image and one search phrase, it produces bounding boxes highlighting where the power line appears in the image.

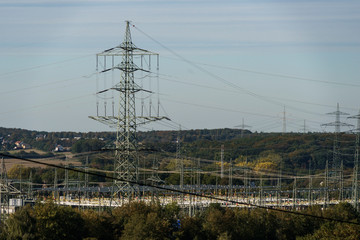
[161,97,279,119]
[0,72,96,96]
[0,54,93,79]
[133,25,350,119]
[162,56,360,88]
[0,93,94,117]
[1,152,360,226]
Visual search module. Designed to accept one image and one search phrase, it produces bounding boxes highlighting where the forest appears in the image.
[1,127,358,187]
[1,127,360,239]
[1,201,359,240]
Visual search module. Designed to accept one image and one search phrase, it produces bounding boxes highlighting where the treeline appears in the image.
[1,201,359,240]
[1,127,358,171]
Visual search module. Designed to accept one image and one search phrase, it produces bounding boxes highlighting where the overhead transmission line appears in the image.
[0,54,93,79]
[1,152,360,226]
[132,25,349,118]
[0,72,97,96]
[156,73,358,112]
[162,56,360,88]
[0,93,94,117]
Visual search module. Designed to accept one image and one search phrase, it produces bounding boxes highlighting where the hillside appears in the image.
[1,127,357,172]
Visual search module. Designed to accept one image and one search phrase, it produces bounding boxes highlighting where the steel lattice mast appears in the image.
[321,103,353,201]
[90,21,169,199]
[348,110,360,211]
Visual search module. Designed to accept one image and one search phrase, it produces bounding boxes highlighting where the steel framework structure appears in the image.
[90,21,168,198]
[321,103,353,201]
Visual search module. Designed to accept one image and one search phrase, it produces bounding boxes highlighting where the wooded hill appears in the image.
[1,127,357,173]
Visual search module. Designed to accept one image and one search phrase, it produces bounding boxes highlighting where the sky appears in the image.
[0,0,360,133]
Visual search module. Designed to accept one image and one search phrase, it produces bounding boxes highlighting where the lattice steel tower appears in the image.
[321,103,353,201]
[90,21,168,198]
[348,110,360,210]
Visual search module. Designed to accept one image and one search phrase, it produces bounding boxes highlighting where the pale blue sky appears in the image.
[0,0,359,132]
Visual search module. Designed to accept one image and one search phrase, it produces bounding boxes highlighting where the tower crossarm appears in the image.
[97,46,158,57]
[100,62,149,74]
[321,122,354,127]
[89,116,170,128]
[0,183,21,194]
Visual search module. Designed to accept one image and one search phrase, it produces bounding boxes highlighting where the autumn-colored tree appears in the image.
[1,205,37,240]
[33,201,85,240]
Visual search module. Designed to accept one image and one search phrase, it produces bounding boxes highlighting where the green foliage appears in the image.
[2,202,360,240]
[2,205,37,240]
[71,139,105,153]
[1,202,85,240]
[12,150,54,159]
[33,201,85,240]
[8,164,31,180]
[81,210,113,240]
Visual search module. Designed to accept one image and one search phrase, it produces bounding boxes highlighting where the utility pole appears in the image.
[64,156,69,199]
[89,21,168,200]
[277,159,282,207]
[220,145,224,179]
[228,159,233,199]
[0,158,20,222]
[176,127,183,189]
[348,110,360,211]
[292,177,297,209]
[308,158,313,206]
[303,120,307,134]
[260,174,264,206]
[27,170,33,199]
[0,157,8,223]
[282,106,286,134]
[147,157,162,203]
[244,156,250,204]
[340,159,344,201]
[53,168,58,201]
[84,156,89,199]
[324,159,329,208]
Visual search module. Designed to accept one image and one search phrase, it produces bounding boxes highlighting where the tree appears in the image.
[33,201,85,240]
[81,210,113,240]
[7,164,31,180]
[2,205,37,240]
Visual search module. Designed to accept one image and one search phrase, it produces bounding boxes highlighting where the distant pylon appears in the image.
[302,120,307,134]
[321,103,353,133]
[27,170,33,199]
[321,103,353,173]
[348,110,360,211]
[234,118,251,138]
[220,145,224,179]
[147,157,163,203]
[282,106,286,134]
[176,126,183,188]
[0,158,20,222]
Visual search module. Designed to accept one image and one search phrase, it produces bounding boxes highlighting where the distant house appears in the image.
[54,145,64,152]
[14,141,31,149]
[74,136,81,140]
[35,134,47,140]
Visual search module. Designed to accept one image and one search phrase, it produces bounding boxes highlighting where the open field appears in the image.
[3,152,82,170]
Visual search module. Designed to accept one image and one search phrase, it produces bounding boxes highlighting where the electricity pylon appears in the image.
[348,110,360,211]
[234,118,251,138]
[0,158,20,222]
[282,106,287,134]
[322,103,353,169]
[321,103,353,201]
[176,127,183,188]
[89,21,168,199]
